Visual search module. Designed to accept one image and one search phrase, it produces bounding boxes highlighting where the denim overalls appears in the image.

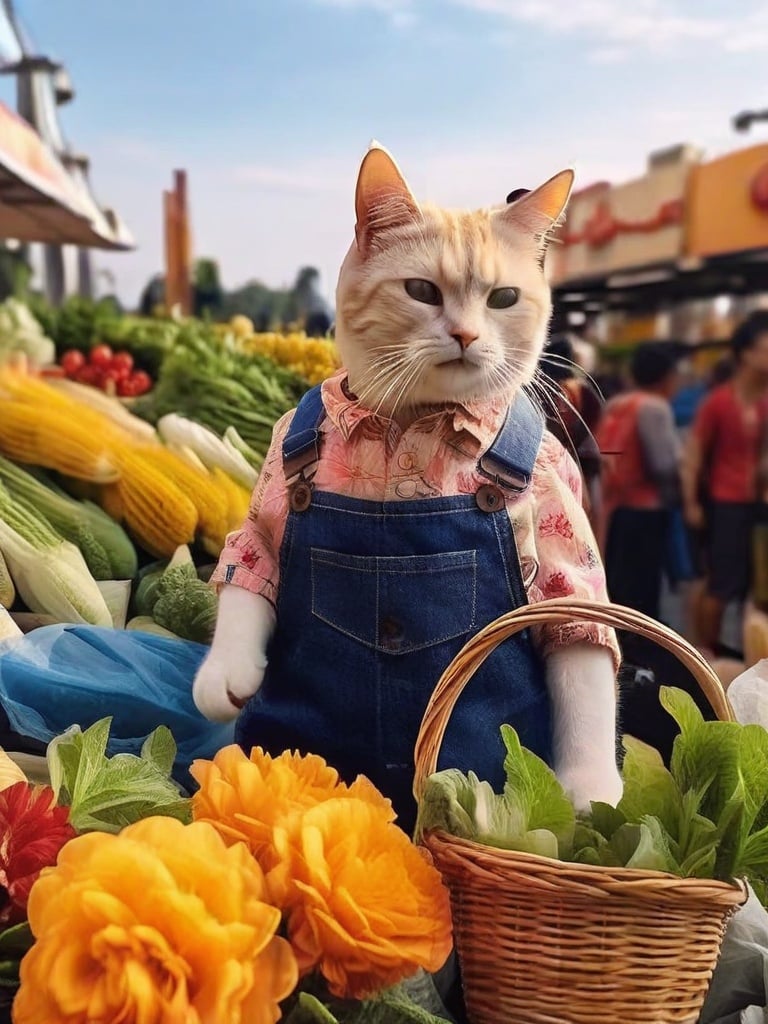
[235,386,552,832]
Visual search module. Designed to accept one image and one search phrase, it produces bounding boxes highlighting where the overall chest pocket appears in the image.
[310,548,477,655]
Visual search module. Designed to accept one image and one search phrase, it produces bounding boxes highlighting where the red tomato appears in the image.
[129,370,152,396]
[60,349,86,376]
[110,351,134,376]
[75,365,100,386]
[89,344,113,368]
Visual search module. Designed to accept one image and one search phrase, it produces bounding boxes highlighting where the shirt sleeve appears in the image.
[525,434,621,670]
[209,411,294,607]
[636,399,681,504]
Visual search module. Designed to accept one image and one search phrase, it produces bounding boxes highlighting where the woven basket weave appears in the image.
[413,597,748,1024]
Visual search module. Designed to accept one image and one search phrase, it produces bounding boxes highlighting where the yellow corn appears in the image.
[135,444,229,550]
[113,448,198,558]
[211,467,251,533]
[114,450,199,561]
[0,400,119,484]
[99,483,125,522]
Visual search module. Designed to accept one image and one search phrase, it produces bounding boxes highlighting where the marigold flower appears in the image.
[13,817,297,1024]
[273,796,453,1000]
[191,745,394,874]
[0,782,75,928]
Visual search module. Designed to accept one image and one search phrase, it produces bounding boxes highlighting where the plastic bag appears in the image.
[0,626,234,788]
[700,885,768,1024]
[728,660,768,730]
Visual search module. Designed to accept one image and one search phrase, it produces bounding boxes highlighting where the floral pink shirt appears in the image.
[212,371,619,666]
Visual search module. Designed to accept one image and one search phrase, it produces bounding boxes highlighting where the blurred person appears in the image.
[596,342,682,620]
[682,311,768,655]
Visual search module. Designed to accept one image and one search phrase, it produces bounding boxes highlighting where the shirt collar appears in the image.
[320,370,509,446]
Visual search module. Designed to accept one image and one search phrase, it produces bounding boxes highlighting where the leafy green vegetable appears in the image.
[47,718,191,834]
[416,687,768,895]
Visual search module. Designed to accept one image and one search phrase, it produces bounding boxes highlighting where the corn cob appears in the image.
[211,467,252,533]
[135,444,229,550]
[99,483,125,523]
[46,378,159,444]
[0,401,119,484]
[114,449,198,558]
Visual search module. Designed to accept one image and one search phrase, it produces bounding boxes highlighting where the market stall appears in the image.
[0,103,131,250]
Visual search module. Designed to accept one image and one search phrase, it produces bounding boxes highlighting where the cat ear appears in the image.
[354,143,420,251]
[502,168,574,230]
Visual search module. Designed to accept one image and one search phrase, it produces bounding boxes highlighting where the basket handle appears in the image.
[413,597,734,800]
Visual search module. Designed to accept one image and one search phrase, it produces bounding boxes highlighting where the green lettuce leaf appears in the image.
[618,735,681,838]
[501,725,575,856]
[46,718,191,834]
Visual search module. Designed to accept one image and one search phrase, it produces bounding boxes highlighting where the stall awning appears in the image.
[0,103,133,249]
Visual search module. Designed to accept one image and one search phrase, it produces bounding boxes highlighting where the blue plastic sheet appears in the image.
[0,626,234,788]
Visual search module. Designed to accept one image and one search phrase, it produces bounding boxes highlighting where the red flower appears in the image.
[543,571,574,599]
[539,512,574,540]
[0,783,75,927]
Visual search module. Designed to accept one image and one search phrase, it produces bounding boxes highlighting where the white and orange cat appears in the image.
[194,143,622,830]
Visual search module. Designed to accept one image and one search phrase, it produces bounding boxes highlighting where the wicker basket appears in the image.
[413,597,748,1024]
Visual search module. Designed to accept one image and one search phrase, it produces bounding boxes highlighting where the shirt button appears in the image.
[395,480,418,498]
[398,452,416,471]
[476,484,505,512]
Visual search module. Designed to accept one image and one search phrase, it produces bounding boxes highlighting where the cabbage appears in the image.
[0,298,55,366]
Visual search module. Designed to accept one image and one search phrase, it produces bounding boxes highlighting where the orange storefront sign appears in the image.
[685,144,768,258]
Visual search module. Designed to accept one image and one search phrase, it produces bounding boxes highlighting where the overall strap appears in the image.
[282,385,326,480]
[478,389,544,492]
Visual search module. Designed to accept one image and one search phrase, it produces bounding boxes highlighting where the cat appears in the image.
[193,143,623,831]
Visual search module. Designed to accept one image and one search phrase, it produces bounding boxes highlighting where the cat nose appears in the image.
[451,329,480,350]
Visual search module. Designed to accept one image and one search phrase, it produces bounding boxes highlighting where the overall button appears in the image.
[476,484,505,512]
[289,481,313,512]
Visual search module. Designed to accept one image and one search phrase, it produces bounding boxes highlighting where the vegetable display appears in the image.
[418,686,768,897]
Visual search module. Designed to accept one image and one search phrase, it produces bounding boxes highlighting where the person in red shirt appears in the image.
[682,311,768,654]
[596,342,681,621]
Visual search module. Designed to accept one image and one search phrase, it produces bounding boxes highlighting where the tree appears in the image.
[193,258,223,318]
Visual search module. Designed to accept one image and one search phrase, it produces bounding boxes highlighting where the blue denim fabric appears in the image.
[236,394,551,832]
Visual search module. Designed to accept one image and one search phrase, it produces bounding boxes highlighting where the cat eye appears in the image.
[404,279,443,306]
[487,287,520,309]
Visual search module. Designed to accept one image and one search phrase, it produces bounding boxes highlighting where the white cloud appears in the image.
[313,0,768,56]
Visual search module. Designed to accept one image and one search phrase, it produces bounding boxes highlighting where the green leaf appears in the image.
[282,993,340,1024]
[590,801,627,840]
[415,770,478,840]
[618,735,681,838]
[140,727,176,776]
[44,719,189,834]
[738,725,768,831]
[714,781,748,880]
[0,923,32,958]
[501,725,575,855]
[627,817,680,873]
[661,687,742,827]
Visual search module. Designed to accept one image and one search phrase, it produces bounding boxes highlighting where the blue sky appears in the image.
[3,0,768,308]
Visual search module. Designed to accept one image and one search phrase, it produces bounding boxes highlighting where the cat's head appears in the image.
[335,143,573,416]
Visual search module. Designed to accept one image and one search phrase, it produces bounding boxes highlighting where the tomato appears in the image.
[129,370,152,396]
[60,349,86,376]
[117,377,138,397]
[75,365,100,386]
[89,344,113,368]
[110,351,134,376]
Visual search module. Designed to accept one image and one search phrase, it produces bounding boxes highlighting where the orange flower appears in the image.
[273,797,453,1000]
[13,817,297,1024]
[191,745,393,874]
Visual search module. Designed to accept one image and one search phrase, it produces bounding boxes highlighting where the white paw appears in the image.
[557,765,623,813]
[192,653,265,723]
